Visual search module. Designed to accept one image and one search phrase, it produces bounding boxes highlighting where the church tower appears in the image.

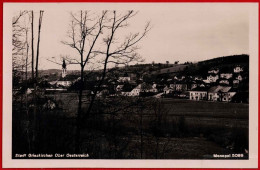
[62,59,67,78]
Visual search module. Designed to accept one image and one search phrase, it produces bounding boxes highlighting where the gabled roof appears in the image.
[208,85,232,93]
[208,86,223,93]
[219,86,232,92]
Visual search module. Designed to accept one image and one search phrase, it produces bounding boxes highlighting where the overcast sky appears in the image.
[10,3,250,70]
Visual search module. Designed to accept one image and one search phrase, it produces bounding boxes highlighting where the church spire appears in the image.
[62,59,67,78]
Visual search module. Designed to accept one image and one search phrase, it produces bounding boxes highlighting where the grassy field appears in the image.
[13,92,249,159]
[163,98,248,119]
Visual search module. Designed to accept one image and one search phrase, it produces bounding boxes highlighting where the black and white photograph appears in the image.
[3,2,258,168]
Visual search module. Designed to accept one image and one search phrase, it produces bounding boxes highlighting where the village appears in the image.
[28,55,248,104]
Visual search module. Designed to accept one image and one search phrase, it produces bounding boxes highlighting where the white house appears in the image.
[56,80,72,87]
[208,86,223,101]
[129,83,153,96]
[220,73,233,79]
[207,74,219,83]
[221,91,236,102]
[170,83,188,92]
[208,86,235,102]
[234,66,243,73]
[49,80,72,87]
[189,88,207,101]
[130,87,141,96]
[219,79,229,85]
[194,76,203,81]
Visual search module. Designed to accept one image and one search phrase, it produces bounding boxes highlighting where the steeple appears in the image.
[62,59,67,78]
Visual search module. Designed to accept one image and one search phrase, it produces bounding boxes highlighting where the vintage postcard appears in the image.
[2,2,259,168]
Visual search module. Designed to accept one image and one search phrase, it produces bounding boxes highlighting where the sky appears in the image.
[11,3,250,70]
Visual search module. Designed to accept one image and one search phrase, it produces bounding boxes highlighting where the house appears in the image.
[170,82,188,92]
[207,74,219,83]
[130,83,153,96]
[217,86,236,102]
[189,80,205,90]
[234,66,243,73]
[208,68,219,74]
[189,87,207,101]
[208,85,235,102]
[50,77,73,87]
[219,79,230,85]
[194,76,203,81]
[56,79,72,87]
[208,86,223,101]
[220,73,233,79]
[130,87,141,96]
[163,86,174,94]
[219,89,236,102]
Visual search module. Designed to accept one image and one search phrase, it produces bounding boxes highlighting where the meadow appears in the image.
[12,92,249,159]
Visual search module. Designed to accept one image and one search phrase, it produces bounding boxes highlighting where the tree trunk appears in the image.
[140,106,143,159]
[85,56,109,119]
[31,11,34,80]
[35,11,43,79]
[75,66,84,153]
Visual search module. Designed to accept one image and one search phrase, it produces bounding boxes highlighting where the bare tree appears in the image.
[62,10,150,153]
[35,11,44,79]
[62,10,107,153]
[86,10,150,119]
[12,11,28,85]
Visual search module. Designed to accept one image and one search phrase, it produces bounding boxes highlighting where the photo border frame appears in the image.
[1,0,259,169]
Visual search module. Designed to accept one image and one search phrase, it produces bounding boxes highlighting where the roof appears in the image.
[219,86,232,93]
[208,85,232,93]
[208,86,222,93]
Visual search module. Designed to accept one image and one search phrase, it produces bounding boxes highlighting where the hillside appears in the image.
[180,54,249,77]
